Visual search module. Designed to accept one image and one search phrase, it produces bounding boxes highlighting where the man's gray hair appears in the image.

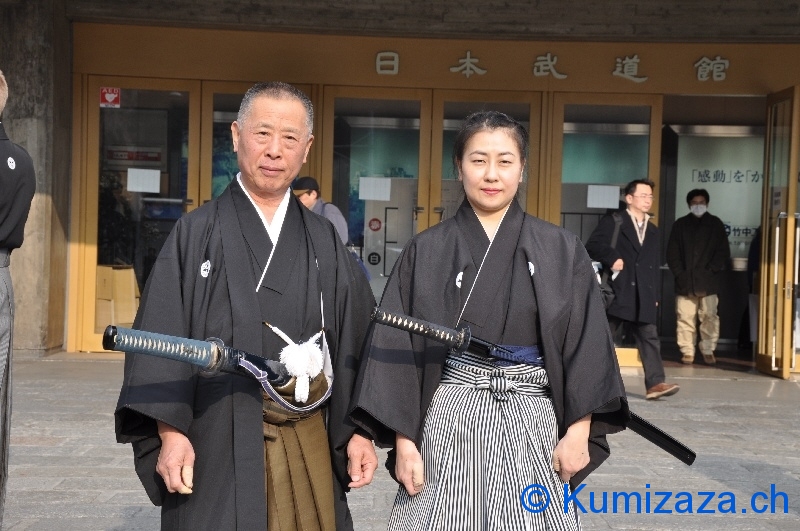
[237,82,313,136]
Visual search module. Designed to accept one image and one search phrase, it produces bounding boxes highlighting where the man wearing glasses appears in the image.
[587,179,680,400]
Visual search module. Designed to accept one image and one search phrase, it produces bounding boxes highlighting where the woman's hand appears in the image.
[395,433,425,495]
[552,414,591,483]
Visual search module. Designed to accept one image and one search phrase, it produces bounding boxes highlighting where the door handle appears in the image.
[433,207,445,222]
[792,213,799,370]
[413,206,424,221]
[770,212,788,370]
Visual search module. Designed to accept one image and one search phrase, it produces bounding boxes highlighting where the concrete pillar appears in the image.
[0,0,71,355]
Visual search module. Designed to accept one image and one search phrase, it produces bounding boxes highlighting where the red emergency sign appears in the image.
[100,87,121,108]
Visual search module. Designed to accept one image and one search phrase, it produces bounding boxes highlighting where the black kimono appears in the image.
[115,180,374,530]
[351,200,629,487]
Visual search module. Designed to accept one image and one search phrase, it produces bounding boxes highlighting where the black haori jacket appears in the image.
[115,180,374,530]
[351,200,629,489]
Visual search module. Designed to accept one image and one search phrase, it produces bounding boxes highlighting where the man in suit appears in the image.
[0,69,36,524]
[586,179,679,400]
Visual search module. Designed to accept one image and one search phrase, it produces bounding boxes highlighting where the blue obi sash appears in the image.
[484,344,543,367]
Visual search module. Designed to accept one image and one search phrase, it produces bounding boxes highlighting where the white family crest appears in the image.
[200,260,211,278]
[7,157,15,170]
[455,271,463,288]
[528,262,535,276]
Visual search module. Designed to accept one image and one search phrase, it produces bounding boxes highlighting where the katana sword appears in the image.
[103,325,331,414]
[371,306,696,466]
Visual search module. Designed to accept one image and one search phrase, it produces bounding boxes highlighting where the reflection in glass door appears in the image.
[208,91,245,199]
[323,88,432,299]
[95,87,192,333]
[757,87,800,379]
[548,94,663,232]
[559,105,652,242]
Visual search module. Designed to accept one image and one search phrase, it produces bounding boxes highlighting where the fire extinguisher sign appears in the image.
[100,87,121,108]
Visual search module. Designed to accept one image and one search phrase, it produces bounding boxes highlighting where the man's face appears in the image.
[231,95,313,201]
[626,183,654,214]
[298,190,317,209]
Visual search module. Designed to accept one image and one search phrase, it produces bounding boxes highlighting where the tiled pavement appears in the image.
[2,347,799,530]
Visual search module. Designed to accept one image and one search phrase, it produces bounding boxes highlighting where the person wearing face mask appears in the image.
[666,189,731,365]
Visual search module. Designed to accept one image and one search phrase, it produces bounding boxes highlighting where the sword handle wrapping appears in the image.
[371,306,470,352]
[103,326,219,371]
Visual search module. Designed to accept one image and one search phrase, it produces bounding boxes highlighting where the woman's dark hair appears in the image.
[452,111,529,175]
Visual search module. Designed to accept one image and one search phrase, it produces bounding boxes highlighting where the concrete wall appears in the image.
[0,0,71,354]
[64,0,800,42]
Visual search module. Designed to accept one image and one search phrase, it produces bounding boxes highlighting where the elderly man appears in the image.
[115,82,377,530]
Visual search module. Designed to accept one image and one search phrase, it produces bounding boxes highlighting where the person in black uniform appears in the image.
[0,69,36,524]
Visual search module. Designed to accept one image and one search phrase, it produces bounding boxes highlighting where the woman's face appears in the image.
[458,128,524,218]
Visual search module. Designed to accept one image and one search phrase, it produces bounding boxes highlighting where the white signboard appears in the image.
[586,185,621,209]
[358,177,392,201]
[126,168,161,194]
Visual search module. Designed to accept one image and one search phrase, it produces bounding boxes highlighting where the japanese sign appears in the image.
[676,134,764,257]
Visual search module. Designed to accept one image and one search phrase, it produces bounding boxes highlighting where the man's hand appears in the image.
[612,258,624,272]
[552,415,591,483]
[347,432,378,488]
[156,421,195,495]
[395,433,424,496]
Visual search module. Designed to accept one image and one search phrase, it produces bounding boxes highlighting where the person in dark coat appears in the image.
[586,179,679,400]
[115,82,377,531]
[666,188,731,365]
[351,111,629,530]
[0,69,36,527]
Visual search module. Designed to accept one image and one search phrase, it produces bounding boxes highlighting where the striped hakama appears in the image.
[388,352,581,531]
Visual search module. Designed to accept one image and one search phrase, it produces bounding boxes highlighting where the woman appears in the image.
[350,111,629,530]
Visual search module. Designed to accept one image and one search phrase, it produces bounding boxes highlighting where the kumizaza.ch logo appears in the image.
[520,483,789,514]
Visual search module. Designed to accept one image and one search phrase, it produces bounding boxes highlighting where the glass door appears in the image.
[321,87,432,299]
[75,76,201,352]
[757,87,800,379]
[430,90,542,222]
[548,93,663,366]
[548,93,663,235]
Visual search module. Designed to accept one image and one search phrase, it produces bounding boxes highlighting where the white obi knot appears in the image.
[279,332,323,403]
[264,322,324,404]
